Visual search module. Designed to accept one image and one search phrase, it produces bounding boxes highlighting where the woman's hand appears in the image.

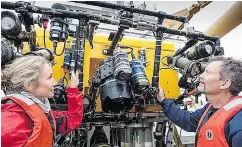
[70,71,80,88]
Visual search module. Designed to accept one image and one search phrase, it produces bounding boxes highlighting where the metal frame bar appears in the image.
[1,1,220,43]
[71,1,188,23]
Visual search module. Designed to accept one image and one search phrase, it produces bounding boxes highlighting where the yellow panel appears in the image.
[24,28,180,111]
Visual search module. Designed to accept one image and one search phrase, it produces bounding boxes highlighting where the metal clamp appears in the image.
[15,1,30,13]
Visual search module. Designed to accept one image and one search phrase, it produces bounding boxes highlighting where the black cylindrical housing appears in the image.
[113,51,132,82]
[77,18,87,91]
[1,11,22,38]
[151,18,163,88]
[99,57,133,112]
[1,40,18,66]
[130,59,149,92]
[186,41,216,60]
[107,26,126,55]
[100,79,133,113]
[173,39,198,57]
[175,56,191,69]
[24,48,54,62]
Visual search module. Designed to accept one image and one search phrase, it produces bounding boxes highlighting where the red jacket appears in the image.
[196,96,242,147]
[1,87,84,147]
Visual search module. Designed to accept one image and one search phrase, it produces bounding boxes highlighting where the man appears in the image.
[157,57,242,147]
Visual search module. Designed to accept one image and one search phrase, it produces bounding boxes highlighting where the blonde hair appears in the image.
[1,56,49,94]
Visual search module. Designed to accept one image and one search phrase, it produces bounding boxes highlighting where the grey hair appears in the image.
[214,56,242,96]
[1,56,49,94]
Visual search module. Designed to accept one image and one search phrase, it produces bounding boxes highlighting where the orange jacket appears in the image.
[196,96,242,147]
[2,95,55,147]
[2,87,83,147]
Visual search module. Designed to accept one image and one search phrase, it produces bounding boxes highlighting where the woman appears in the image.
[1,56,83,147]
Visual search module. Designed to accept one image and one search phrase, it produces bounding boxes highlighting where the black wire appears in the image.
[163,34,173,41]
[115,128,118,145]
[44,28,46,48]
[160,68,172,70]
[119,45,133,54]
[160,55,169,69]
[141,30,151,38]
[86,38,93,49]
[55,41,66,56]
[81,139,87,147]
[127,47,133,54]
[63,76,68,86]
[160,62,177,71]
[153,31,156,39]
[160,55,169,62]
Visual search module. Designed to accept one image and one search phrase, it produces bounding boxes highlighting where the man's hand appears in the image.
[70,70,80,88]
[156,87,166,102]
